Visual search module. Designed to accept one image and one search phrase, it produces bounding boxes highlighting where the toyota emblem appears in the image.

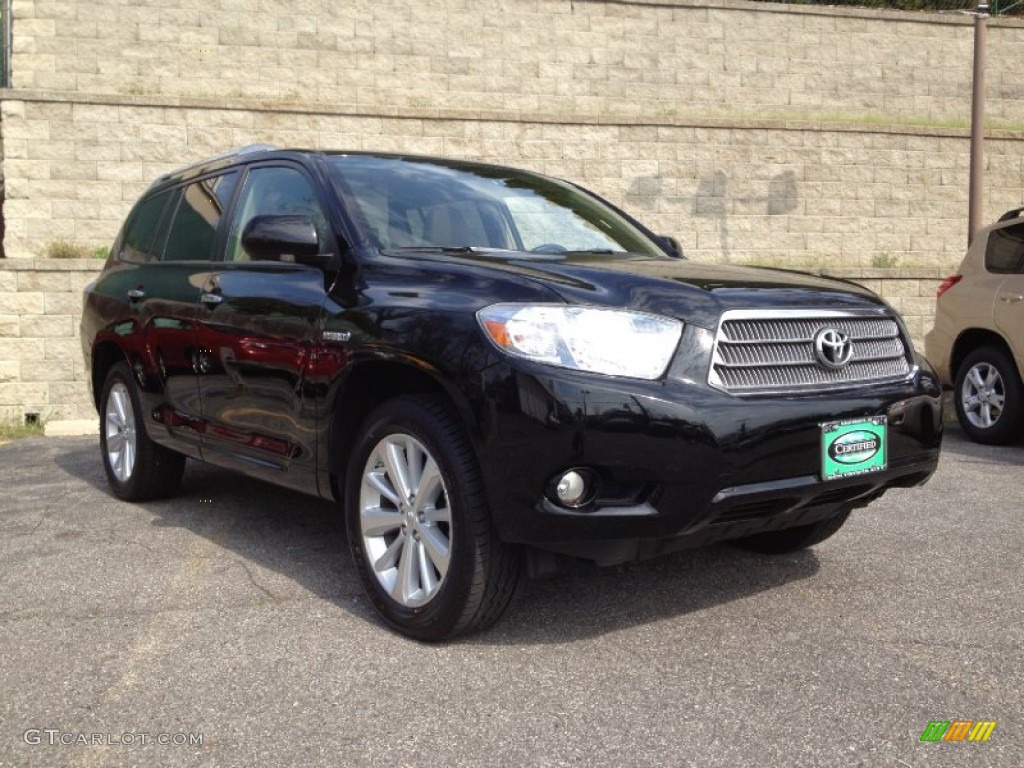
[813,327,853,369]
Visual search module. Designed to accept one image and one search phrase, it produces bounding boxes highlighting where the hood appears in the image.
[386,249,887,329]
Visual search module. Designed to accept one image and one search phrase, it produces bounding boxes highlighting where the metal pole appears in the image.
[968,1,989,246]
[0,0,11,87]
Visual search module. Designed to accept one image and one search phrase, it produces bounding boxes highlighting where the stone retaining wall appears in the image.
[4,94,1023,266]
[0,258,96,424]
[2,0,1024,423]
[10,0,1024,125]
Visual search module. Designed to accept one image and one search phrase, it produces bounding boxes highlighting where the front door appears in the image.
[195,164,334,492]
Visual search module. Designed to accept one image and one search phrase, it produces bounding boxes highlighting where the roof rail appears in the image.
[153,144,280,185]
[997,205,1024,222]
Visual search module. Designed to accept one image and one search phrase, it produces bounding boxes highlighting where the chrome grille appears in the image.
[709,310,914,394]
[722,318,898,343]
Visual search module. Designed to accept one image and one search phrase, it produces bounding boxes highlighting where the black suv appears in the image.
[82,147,942,639]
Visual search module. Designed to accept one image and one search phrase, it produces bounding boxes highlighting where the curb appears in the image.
[44,419,98,437]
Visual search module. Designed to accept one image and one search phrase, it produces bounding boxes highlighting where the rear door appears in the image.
[194,163,335,493]
[108,173,237,456]
[987,222,1024,372]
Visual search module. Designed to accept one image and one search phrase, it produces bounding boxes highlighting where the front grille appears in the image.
[709,309,914,394]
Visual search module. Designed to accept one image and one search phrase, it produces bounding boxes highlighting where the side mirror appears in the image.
[241,214,325,265]
[658,235,684,259]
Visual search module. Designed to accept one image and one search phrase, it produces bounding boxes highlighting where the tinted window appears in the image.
[121,190,172,262]
[160,172,239,262]
[504,194,622,252]
[327,155,662,256]
[226,166,327,261]
[397,200,512,249]
[985,223,1024,274]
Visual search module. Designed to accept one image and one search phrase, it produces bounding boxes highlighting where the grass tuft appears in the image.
[44,240,110,259]
[0,418,46,443]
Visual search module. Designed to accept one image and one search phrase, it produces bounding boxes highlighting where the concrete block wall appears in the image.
[9,0,1024,126]
[4,95,1023,266]
[2,0,1024,423]
[0,258,97,424]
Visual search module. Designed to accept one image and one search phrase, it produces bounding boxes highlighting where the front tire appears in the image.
[345,395,520,641]
[99,362,186,501]
[732,510,851,555]
[954,346,1024,445]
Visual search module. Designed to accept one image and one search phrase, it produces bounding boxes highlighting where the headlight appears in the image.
[477,304,683,380]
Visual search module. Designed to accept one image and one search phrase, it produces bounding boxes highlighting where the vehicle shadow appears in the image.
[476,546,820,646]
[938,423,1024,466]
[53,435,108,492]
[54,438,352,606]
[55,438,821,644]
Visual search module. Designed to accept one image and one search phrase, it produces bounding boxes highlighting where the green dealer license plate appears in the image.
[821,416,887,481]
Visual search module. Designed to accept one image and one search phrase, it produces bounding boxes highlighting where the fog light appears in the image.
[554,469,591,508]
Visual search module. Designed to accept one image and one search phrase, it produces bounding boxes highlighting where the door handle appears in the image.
[998,294,1023,304]
[200,292,224,305]
[127,288,145,302]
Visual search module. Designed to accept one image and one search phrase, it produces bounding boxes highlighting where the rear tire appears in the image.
[345,394,521,641]
[99,362,186,501]
[954,346,1023,445]
[732,510,851,555]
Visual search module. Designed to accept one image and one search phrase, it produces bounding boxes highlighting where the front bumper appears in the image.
[474,352,942,564]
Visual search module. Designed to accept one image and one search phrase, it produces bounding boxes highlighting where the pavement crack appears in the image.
[236,560,280,601]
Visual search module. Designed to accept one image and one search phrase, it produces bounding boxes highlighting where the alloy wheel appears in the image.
[960,361,1006,429]
[104,381,137,482]
[358,434,452,608]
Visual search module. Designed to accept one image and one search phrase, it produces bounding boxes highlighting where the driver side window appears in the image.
[226,166,328,262]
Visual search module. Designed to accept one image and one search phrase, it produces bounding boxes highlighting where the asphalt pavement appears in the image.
[0,427,1020,767]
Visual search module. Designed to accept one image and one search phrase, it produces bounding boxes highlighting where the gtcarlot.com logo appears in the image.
[24,729,203,747]
[920,720,996,743]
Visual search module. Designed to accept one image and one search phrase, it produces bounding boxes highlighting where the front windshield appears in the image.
[326,155,663,257]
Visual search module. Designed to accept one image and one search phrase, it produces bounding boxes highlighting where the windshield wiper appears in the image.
[385,245,479,254]
[559,249,644,257]
[384,246,533,257]
[384,246,644,258]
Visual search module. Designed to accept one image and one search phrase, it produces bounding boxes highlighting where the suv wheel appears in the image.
[732,510,851,554]
[100,362,186,500]
[954,346,1024,445]
[345,395,521,641]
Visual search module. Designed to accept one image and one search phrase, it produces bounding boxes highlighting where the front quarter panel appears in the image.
[311,255,564,497]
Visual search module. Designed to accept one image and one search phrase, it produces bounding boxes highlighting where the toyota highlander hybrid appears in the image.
[81,148,943,639]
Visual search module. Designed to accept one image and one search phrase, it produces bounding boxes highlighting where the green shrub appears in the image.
[776,1,1021,14]
[871,252,900,269]
[44,239,94,259]
[44,240,110,259]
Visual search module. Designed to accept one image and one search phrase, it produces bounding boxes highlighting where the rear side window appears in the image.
[160,172,239,262]
[120,190,172,262]
[985,222,1024,274]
